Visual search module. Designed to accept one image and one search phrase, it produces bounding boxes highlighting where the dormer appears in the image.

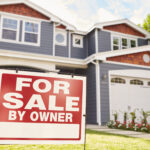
[93,19,150,53]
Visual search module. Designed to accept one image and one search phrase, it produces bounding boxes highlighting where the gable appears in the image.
[0,3,50,20]
[107,51,150,66]
[56,24,66,30]
[103,23,145,38]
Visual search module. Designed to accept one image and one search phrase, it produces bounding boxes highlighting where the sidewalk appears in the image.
[86,124,150,139]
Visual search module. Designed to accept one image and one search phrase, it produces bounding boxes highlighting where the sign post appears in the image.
[0,70,86,144]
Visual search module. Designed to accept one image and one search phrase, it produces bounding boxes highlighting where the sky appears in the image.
[30,0,150,31]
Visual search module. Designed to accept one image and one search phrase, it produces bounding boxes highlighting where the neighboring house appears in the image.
[0,0,150,125]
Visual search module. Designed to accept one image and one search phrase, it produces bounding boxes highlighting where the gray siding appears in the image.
[87,30,95,56]
[55,31,69,57]
[19,21,22,42]
[98,30,111,52]
[71,35,87,59]
[138,38,148,46]
[0,21,53,55]
[99,63,150,125]
[86,63,97,124]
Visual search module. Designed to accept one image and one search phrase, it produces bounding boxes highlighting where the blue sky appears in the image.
[31,0,150,31]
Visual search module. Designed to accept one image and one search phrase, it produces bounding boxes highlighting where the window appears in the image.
[55,29,67,46]
[23,21,39,44]
[122,38,128,49]
[130,40,136,48]
[130,79,143,85]
[148,82,150,86]
[112,36,137,50]
[111,77,126,84]
[73,35,83,48]
[113,37,119,50]
[1,17,18,41]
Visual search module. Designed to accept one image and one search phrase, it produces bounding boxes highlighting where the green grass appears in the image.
[0,129,150,150]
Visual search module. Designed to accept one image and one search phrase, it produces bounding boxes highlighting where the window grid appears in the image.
[130,79,143,85]
[111,78,126,84]
[2,17,18,41]
[24,21,39,44]
[112,36,137,51]
[148,82,150,86]
[113,37,120,50]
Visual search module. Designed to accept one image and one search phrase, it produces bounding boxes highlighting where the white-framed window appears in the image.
[121,38,128,49]
[112,35,137,51]
[113,37,120,50]
[1,16,19,41]
[0,14,41,46]
[55,29,67,46]
[22,21,40,45]
[130,39,136,48]
[73,34,83,48]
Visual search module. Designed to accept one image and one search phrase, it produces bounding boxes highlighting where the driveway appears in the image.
[87,124,150,139]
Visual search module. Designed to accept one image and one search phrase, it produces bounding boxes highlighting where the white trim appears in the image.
[109,69,150,79]
[22,20,41,46]
[94,45,150,60]
[53,23,55,56]
[95,29,98,53]
[111,34,137,51]
[55,28,67,46]
[103,60,150,69]
[0,11,48,22]
[72,34,83,48]
[95,61,101,125]
[103,29,146,39]
[0,49,87,68]
[94,19,150,38]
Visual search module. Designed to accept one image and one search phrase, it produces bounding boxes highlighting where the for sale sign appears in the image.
[0,70,86,144]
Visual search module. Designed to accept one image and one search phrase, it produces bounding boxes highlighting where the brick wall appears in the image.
[0,4,50,20]
[107,51,150,66]
[103,24,145,38]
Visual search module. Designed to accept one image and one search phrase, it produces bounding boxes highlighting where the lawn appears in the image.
[0,130,150,150]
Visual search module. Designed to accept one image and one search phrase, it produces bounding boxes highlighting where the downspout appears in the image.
[91,60,101,125]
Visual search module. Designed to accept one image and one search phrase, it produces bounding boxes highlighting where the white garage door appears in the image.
[109,70,150,122]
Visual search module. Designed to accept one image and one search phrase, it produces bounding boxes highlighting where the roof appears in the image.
[90,45,150,61]
[92,19,150,38]
[0,0,76,30]
[0,0,149,37]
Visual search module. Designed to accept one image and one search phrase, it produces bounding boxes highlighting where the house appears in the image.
[0,0,150,125]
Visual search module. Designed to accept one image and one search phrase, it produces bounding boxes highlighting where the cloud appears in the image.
[30,0,150,31]
[30,0,120,31]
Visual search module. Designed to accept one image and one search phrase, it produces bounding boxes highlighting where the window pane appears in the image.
[130,79,143,85]
[3,18,17,30]
[122,38,127,46]
[130,40,136,48]
[113,37,119,45]
[25,22,38,33]
[56,33,65,43]
[2,29,16,40]
[25,33,37,43]
[75,39,81,45]
[111,78,126,84]
[113,46,119,50]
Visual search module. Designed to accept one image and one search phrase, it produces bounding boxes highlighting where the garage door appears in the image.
[110,71,150,122]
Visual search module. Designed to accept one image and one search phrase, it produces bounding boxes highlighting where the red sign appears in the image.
[0,70,86,144]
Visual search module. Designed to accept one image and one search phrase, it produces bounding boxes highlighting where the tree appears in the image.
[142,14,150,32]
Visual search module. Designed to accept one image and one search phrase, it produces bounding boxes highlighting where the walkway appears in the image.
[86,124,150,139]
